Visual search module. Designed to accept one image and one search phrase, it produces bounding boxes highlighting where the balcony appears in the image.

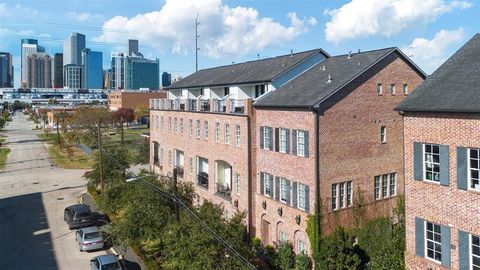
[150,98,252,116]
[215,183,232,201]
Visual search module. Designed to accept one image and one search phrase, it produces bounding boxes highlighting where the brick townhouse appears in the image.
[149,46,426,254]
[397,34,480,270]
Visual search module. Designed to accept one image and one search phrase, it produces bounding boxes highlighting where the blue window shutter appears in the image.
[414,142,423,181]
[260,126,264,149]
[269,127,274,150]
[292,182,297,208]
[441,225,451,267]
[304,131,309,158]
[458,230,470,270]
[260,173,264,195]
[274,128,279,152]
[415,217,425,257]
[269,174,273,196]
[286,129,290,154]
[457,147,468,190]
[305,186,310,213]
[286,180,291,204]
[275,177,280,200]
[292,130,297,156]
[440,145,450,186]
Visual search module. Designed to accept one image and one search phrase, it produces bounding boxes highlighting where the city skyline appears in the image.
[0,0,478,88]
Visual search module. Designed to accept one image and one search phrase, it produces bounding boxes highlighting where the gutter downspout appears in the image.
[247,113,253,236]
[314,110,321,267]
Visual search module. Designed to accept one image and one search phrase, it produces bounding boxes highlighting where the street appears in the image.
[0,113,107,270]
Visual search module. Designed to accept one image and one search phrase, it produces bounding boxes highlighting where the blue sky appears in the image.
[0,0,479,88]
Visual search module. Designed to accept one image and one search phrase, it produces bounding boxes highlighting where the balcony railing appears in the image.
[199,99,210,112]
[229,99,245,114]
[215,183,232,201]
[187,99,197,111]
[150,98,251,116]
[197,172,209,189]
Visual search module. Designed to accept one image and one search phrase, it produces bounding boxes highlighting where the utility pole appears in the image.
[173,167,180,222]
[98,122,104,192]
[195,14,200,72]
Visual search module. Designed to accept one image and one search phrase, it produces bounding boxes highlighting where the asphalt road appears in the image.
[0,113,107,270]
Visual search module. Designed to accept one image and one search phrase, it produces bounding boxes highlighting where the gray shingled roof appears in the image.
[254,48,418,108]
[396,34,480,113]
[166,49,327,90]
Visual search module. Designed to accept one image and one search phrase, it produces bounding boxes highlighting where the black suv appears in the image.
[64,204,94,229]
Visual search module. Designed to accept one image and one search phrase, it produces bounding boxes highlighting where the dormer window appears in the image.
[224,87,230,96]
[255,85,266,98]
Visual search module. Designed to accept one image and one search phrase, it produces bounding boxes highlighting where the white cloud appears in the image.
[94,0,316,57]
[324,0,472,44]
[402,28,465,74]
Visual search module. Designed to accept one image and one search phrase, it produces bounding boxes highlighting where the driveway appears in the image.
[0,113,107,270]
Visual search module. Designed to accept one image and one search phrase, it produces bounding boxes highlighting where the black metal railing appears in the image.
[197,172,209,189]
[215,183,231,200]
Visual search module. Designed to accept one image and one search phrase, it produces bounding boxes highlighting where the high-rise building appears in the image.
[63,32,86,66]
[128,39,138,56]
[53,53,63,88]
[26,52,52,88]
[125,56,159,90]
[82,48,103,89]
[64,64,82,89]
[110,52,125,90]
[162,72,172,87]
[0,52,14,88]
[21,39,45,85]
[103,69,112,89]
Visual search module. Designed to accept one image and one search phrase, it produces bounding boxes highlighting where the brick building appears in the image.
[150,47,426,254]
[107,90,166,111]
[397,34,480,269]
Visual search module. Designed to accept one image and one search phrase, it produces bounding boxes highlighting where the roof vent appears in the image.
[357,62,361,66]
[326,74,332,83]
[282,63,285,67]
[322,66,326,71]
[290,50,293,57]
[348,51,352,59]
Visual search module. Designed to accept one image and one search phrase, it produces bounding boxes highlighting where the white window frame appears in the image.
[297,131,305,157]
[381,126,387,143]
[189,157,193,175]
[377,83,383,95]
[469,148,480,191]
[424,144,440,183]
[196,120,200,139]
[168,117,172,132]
[235,174,240,195]
[374,176,381,200]
[189,119,193,138]
[297,239,306,254]
[279,128,287,153]
[471,234,480,269]
[225,123,230,144]
[332,183,338,210]
[235,124,241,147]
[389,173,396,196]
[280,178,288,203]
[390,84,395,95]
[279,231,288,242]
[339,182,345,208]
[297,183,307,210]
[403,84,408,95]
[425,221,442,263]
[263,127,270,150]
[204,121,208,140]
[264,173,272,197]
[382,174,389,198]
[215,122,220,143]
[346,181,352,207]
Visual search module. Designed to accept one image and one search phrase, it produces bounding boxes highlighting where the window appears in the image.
[424,144,440,182]
[189,119,193,137]
[403,84,408,94]
[255,84,266,98]
[470,148,479,190]
[332,184,338,210]
[215,122,220,143]
[374,176,380,200]
[225,124,230,144]
[204,121,208,139]
[298,183,307,210]
[161,116,164,130]
[196,120,200,139]
[425,221,442,263]
[297,240,306,254]
[382,174,388,198]
[264,127,271,150]
[168,117,172,132]
[377,83,383,95]
[235,174,240,195]
[389,173,396,196]
[339,182,345,208]
[390,84,395,95]
[168,150,172,166]
[297,131,306,157]
[224,87,230,96]
[279,129,287,153]
[280,178,288,203]
[180,118,183,135]
[279,231,288,242]
[472,234,480,269]
[381,126,387,143]
[263,173,272,196]
[189,158,193,174]
[346,181,352,207]
[235,125,241,146]
[174,117,177,133]
[155,116,158,129]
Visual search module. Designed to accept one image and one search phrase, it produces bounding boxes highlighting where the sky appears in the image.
[0,0,479,88]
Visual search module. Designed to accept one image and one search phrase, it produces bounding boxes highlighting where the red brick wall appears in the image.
[319,56,424,234]
[149,110,251,220]
[404,112,480,270]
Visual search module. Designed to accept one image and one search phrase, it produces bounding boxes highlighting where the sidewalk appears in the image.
[80,193,147,270]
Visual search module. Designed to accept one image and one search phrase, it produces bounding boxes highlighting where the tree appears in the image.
[134,139,149,164]
[0,118,5,129]
[295,252,310,270]
[71,106,111,147]
[113,108,135,148]
[84,145,130,189]
[275,241,295,270]
[134,105,148,124]
[317,227,361,270]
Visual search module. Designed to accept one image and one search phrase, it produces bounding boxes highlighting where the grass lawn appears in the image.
[0,147,10,169]
[38,132,94,169]
[104,127,149,164]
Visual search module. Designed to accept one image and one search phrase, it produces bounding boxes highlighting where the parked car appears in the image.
[75,226,104,252]
[90,254,122,270]
[64,204,94,230]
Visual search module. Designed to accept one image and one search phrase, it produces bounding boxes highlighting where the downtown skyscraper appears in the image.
[63,32,85,66]
[82,48,103,89]
[21,39,45,86]
[0,52,14,88]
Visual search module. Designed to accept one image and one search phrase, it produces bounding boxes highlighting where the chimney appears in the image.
[290,49,293,56]
[348,51,352,59]
[358,49,361,53]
